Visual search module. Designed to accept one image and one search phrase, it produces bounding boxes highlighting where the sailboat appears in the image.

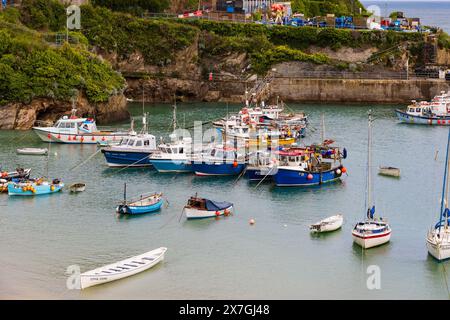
[352,111,391,249]
[426,129,450,261]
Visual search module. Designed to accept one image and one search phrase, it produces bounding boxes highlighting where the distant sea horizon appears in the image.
[361,1,450,32]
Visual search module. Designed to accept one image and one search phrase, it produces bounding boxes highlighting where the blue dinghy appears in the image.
[116,184,163,215]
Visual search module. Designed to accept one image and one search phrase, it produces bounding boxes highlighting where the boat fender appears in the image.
[232,161,238,168]
[224,209,229,216]
[47,133,51,139]
[341,167,347,174]
[50,185,55,192]
[215,211,220,216]
[335,169,342,175]
[307,174,313,180]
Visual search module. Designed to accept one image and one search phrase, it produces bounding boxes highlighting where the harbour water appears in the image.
[362,1,450,32]
[1,102,449,299]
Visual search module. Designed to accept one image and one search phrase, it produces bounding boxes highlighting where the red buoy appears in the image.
[208,72,213,81]
[341,167,347,173]
[215,211,220,216]
[307,174,313,180]
[232,161,238,168]
[47,133,51,139]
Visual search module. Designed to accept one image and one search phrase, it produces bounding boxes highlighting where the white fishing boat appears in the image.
[183,195,233,219]
[310,214,344,233]
[379,166,400,177]
[16,148,48,155]
[32,108,131,144]
[352,111,391,249]
[80,247,167,289]
[426,129,450,261]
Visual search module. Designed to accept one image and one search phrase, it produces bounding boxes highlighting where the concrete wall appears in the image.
[270,78,450,103]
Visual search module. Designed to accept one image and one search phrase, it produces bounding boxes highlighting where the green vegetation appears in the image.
[290,0,366,17]
[438,31,450,50]
[90,0,170,15]
[0,7,125,105]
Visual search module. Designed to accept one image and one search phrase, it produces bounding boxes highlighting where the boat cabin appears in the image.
[118,135,156,149]
[406,101,432,116]
[52,116,98,134]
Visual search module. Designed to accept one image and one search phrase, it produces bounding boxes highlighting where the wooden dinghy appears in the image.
[16,148,48,155]
[69,183,86,193]
[310,214,344,233]
[379,166,400,177]
[80,247,167,289]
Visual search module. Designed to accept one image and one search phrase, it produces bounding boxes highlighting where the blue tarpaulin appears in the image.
[205,200,233,211]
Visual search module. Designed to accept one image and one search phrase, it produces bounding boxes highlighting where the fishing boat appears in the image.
[395,91,450,125]
[310,214,344,233]
[245,151,278,181]
[352,111,391,249]
[32,108,131,144]
[150,138,193,173]
[16,148,48,155]
[273,144,346,187]
[80,247,167,289]
[101,114,158,167]
[183,195,233,219]
[69,183,86,193]
[379,166,400,177]
[116,183,163,215]
[0,168,31,180]
[191,145,246,176]
[8,178,64,196]
[426,129,450,261]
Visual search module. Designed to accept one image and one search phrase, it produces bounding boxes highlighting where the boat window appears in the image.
[144,140,149,146]
[416,108,421,112]
[215,151,223,158]
[128,139,135,146]
[121,139,129,145]
[70,123,76,128]
[135,140,142,147]
[179,147,183,154]
[210,149,216,157]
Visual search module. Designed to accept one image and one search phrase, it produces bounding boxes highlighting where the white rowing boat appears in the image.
[80,247,167,289]
[69,183,86,193]
[379,166,400,177]
[16,148,48,155]
[310,214,344,233]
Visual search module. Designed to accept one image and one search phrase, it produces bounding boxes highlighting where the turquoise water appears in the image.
[0,102,449,299]
[362,1,450,32]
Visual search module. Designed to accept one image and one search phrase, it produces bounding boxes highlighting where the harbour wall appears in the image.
[268,78,450,103]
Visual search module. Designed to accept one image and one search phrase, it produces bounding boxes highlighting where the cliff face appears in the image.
[0,93,129,130]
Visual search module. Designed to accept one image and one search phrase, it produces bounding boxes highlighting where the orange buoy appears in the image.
[232,160,238,168]
[341,167,347,173]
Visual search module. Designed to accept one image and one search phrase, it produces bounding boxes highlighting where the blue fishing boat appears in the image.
[101,114,158,167]
[191,145,246,176]
[8,178,64,196]
[150,138,193,173]
[273,144,347,187]
[116,184,163,215]
[245,151,277,181]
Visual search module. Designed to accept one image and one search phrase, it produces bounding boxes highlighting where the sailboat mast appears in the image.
[367,111,373,214]
[440,129,450,230]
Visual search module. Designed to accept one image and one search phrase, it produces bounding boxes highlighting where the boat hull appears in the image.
[274,167,342,187]
[310,215,344,233]
[184,205,233,219]
[33,127,128,144]
[117,199,163,215]
[80,247,167,289]
[8,183,64,196]
[245,167,277,181]
[395,110,450,125]
[192,162,246,176]
[426,237,450,261]
[101,149,153,167]
[352,230,391,249]
[150,159,193,173]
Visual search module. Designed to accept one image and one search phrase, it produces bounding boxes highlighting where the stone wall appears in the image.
[270,78,450,103]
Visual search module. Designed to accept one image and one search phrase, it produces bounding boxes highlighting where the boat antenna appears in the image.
[366,110,373,220]
[439,129,450,231]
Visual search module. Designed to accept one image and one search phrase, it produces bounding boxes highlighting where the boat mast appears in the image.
[440,129,450,231]
[367,111,373,220]
[321,113,325,144]
[123,183,127,204]
[172,98,177,132]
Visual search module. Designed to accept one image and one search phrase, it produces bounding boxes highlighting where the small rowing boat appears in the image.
[16,148,48,155]
[310,214,343,233]
[69,183,86,193]
[116,183,163,215]
[379,166,400,177]
[183,195,233,219]
[80,247,167,289]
